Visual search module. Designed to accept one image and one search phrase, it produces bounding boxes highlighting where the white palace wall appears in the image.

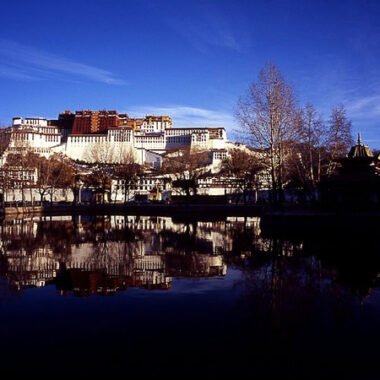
[1,117,228,165]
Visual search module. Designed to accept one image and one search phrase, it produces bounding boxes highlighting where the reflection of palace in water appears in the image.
[1,214,378,301]
[1,215,255,295]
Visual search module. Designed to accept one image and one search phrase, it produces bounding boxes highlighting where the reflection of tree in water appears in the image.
[157,220,228,277]
[35,218,77,259]
[0,218,59,289]
[224,213,380,295]
[56,217,147,296]
[160,221,212,254]
[1,219,40,253]
[237,240,356,341]
[302,230,380,299]
[234,226,380,342]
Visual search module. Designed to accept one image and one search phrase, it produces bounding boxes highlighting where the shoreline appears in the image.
[0,203,265,218]
[2,204,380,232]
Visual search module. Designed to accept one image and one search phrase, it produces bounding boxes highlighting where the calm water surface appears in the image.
[0,214,379,378]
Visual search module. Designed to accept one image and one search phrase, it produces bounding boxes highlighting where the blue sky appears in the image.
[1,0,380,146]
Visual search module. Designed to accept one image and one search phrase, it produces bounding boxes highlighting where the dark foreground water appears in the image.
[0,214,379,378]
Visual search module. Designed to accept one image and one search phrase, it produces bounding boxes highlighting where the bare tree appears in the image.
[0,165,11,207]
[84,170,112,204]
[114,147,143,203]
[35,156,53,203]
[235,63,298,203]
[4,150,39,206]
[161,148,210,198]
[222,148,266,203]
[290,104,327,192]
[84,142,115,164]
[326,105,354,176]
[114,144,135,164]
[35,154,74,204]
[0,126,10,156]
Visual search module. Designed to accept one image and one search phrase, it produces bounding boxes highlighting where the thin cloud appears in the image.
[177,22,242,53]
[0,64,38,81]
[346,94,380,120]
[0,38,125,85]
[128,105,236,133]
[152,2,249,54]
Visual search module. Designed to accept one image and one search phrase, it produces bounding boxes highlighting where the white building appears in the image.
[58,125,227,165]
[0,117,61,158]
[0,114,228,167]
[111,176,171,203]
[139,115,172,133]
[0,166,38,189]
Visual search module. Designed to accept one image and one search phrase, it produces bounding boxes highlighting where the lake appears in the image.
[0,214,379,378]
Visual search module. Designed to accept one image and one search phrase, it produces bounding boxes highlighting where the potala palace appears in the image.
[0,109,269,204]
[0,110,229,167]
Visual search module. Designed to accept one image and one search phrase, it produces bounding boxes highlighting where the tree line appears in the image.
[0,149,143,206]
